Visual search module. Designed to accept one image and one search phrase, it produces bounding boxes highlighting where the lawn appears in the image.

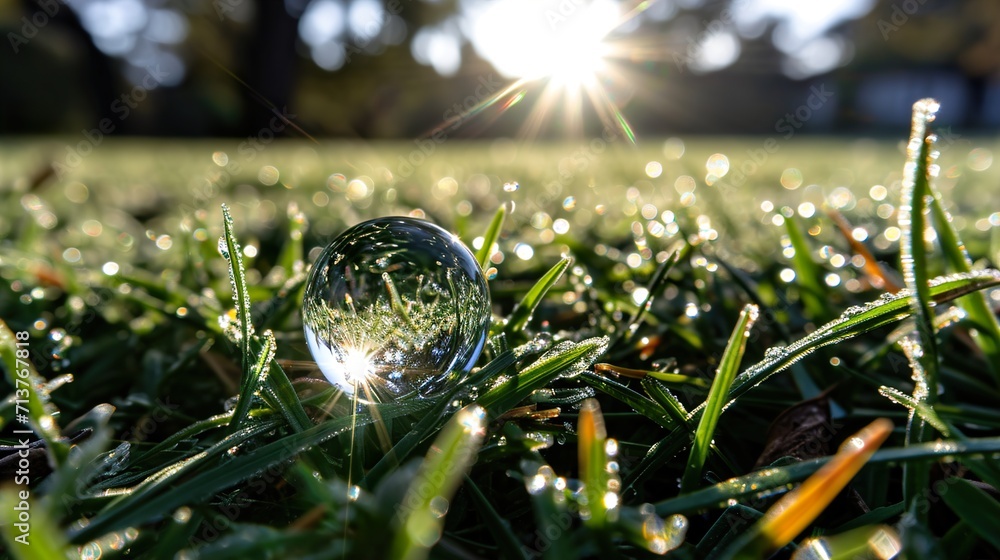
[2,104,1000,559]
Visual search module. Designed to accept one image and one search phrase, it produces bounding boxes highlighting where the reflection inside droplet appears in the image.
[302,217,491,402]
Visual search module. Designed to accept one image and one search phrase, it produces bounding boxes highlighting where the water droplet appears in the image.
[302,218,491,402]
[48,328,73,359]
[102,442,131,476]
[217,237,230,259]
[764,346,786,360]
[503,181,519,192]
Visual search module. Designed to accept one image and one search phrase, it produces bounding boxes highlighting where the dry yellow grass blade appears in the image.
[756,418,893,550]
[578,398,607,482]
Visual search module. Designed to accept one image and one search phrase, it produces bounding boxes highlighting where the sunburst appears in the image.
[434,0,651,142]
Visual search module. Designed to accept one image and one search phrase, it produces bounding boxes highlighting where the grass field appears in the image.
[2,110,1000,559]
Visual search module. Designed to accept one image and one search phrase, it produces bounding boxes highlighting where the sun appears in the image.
[472,0,616,86]
[456,0,638,141]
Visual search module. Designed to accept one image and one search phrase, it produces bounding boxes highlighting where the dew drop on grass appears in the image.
[764,346,786,360]
[302,217,491,402]
[217,237,230,260]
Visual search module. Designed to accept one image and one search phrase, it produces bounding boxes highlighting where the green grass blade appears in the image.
[898,98,942,520]
[0,487,67,558]
[229,329,275,431]
[363,351,516,486]
[220,206,314,447]
[784,216,829,320]
[475,204,506,270]
[878,385,950,435]
[92,410,254,490]
[726,271,999,411]
[506,257,571,334]
[220,203,256,434]
[928,185,1000,385]
[581,371,677,429]
[0,319,68,466]
[940,478,1000,551]
[70,399,427,543]
[681,304,758,493]
[390,404,487,560]
[479,337,608,415]
[277,202,307,273]
[641,378,691,427]
[625,271,1000,493]
[253,335,314,433]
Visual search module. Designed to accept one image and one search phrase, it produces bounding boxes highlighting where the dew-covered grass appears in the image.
[2,107,1000,559]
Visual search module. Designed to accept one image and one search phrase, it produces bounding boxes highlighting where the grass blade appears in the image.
[641,377,691,426]
[390,404,487,560]
[928,181,1000,385]
[220,203,256,434]
[828,209,902,292]
[253,335,314,433]
[879,384,950,435]
[506,257,571,334]
[581,371,677,429]
[784,216,830,320]
[277,202,306,273]
[940,478,1000,551]
[724,418,892,558]
[654,434,1000,518]
[363,351,516,486]
[475,205,506,270]
[229,329,275,430]
[479,337,608,415]
[626,270,1000,493]
[681,304,759,493]
[70,399,427,543]
[594,362,709,389]
[578,399,612,530]
[898,98,942,520]
[725,271,998,413]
